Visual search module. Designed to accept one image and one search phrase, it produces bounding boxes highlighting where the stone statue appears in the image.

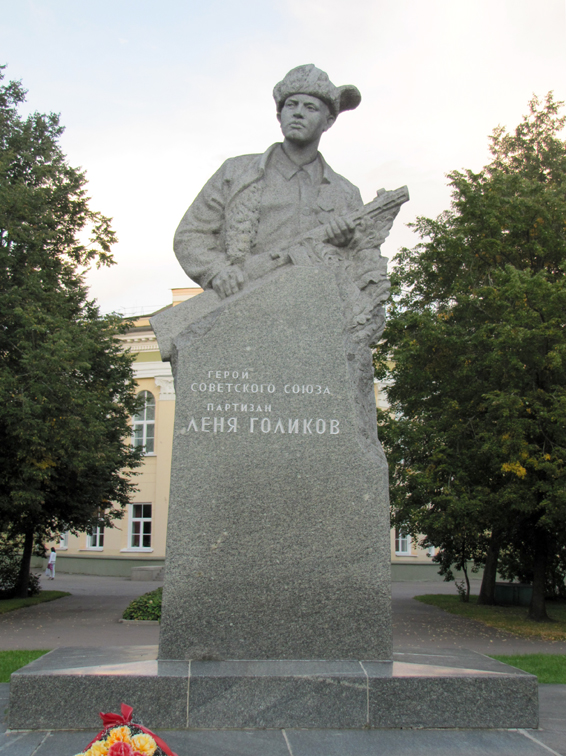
[152,66,409,662]
[174,64,408,349]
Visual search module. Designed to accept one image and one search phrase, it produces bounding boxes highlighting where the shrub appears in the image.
[122,587,162,621]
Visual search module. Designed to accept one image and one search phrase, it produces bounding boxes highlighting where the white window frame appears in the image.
[58,532,69,550]
[395,528,412,556]
[132,391,156,455]
[86,524,104,550]
[121,503,153,552]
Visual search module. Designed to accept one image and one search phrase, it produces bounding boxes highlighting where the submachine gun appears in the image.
[152,186,409,361]
[242,185,410,283]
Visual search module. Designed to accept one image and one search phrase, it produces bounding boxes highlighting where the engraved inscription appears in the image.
[181,417,339,435]
[182,369,341,439]
[207,403,272,413]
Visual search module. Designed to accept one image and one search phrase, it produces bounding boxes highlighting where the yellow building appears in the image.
[54,287,436,579]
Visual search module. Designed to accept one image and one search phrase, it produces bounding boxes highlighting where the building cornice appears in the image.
[117,334,160,353]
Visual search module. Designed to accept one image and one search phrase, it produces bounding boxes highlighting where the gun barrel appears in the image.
[308,185,410,244]
[349,185,409,225]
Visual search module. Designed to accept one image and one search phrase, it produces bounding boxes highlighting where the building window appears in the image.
[86,525,104,549]
[130,503,152,549]
[395,528,411,556]
[59,532,69,549]
[132,391,155,454]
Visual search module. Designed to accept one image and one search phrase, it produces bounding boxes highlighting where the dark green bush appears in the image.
[122,587,162,621]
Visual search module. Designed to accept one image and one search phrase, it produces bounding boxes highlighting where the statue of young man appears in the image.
[152,66,408,667]
[174,64,364,299]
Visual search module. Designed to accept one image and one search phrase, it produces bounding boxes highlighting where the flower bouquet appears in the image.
[75,704,177,756]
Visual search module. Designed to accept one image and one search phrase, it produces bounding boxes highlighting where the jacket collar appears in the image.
[271,144,323,182]
[229,143,334,202]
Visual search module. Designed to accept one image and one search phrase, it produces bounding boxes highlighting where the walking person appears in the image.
[47,547,56,579]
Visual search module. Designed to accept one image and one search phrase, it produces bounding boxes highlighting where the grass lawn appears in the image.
[415,594,566,641]
[0,650,50,683]
[0,591,70,615]
[489,654,566,683]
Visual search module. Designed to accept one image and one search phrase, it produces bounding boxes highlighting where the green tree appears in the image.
[375,93,566,620]
[0,67,142,597]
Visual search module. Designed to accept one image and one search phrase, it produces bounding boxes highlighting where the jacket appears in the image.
[174,143,363,289]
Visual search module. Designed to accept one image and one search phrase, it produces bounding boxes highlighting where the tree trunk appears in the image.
[529,528,549,622]
[478,533,500,605]
[461,562,471,602]
[14,527,35,599]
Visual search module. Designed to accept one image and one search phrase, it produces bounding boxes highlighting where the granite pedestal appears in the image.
[152,266,392,661]
[8,647,538,730]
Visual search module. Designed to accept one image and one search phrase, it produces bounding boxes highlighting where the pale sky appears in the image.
[2,0,565,314]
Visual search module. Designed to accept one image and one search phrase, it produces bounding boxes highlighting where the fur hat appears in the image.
[273,64,361,116]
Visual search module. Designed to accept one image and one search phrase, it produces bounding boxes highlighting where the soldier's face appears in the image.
[278,94,335,145]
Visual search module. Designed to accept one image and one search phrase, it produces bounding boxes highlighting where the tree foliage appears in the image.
[375,93,566,619]
[0,67,142,596]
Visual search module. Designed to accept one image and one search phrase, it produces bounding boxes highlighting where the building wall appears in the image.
[50,287,440,580]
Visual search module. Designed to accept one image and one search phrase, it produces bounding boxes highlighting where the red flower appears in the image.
[108,743,134,756]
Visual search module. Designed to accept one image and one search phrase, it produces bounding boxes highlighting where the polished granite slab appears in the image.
[8,646,538,730]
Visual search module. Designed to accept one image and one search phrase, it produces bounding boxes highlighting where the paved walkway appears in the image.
[0,573,162,649]
[1,573,565,755]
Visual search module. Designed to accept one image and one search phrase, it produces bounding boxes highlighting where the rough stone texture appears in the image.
[366,667,538,729]
[7,648,188,731]
[153,265,392,661]
[7,648,538,731]
[365,652,539,729]
[188,660,367,729]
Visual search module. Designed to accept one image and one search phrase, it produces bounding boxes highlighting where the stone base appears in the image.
[153,267,393,661]
[8,647,537,730]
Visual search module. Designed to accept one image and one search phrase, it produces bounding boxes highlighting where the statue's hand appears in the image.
[211,266,245,299]
[325,217,356,247]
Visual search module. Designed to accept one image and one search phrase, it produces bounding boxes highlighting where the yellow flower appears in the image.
[106,727,132,746]
[89,742,110,756]
[130,734,157,756]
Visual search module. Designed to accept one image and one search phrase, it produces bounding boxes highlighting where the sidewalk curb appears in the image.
[118,619,160,625]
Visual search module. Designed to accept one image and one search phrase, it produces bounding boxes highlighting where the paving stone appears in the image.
[285,728,556,756]
[159,729,290,756]
[32,730,97,756]
[0,731,49,756]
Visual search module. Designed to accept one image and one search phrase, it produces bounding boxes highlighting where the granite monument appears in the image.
[153,64,408,661]
[7,66,539,733]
